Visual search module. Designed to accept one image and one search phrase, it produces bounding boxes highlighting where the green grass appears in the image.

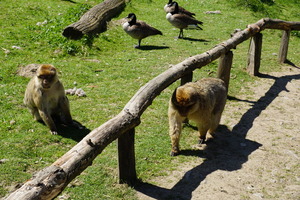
[1,0,300,199]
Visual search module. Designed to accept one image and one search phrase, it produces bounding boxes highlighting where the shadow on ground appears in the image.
[134,72,300,200]
[55,120,90,142]
[137,45,170,50]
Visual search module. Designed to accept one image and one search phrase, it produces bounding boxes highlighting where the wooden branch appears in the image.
[63,0,126,40]
[5,18,300,200]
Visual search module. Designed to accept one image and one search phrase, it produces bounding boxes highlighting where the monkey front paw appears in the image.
[51,130,58,135]
[170,151,180,156]
[72,121,84,130]
[198,139,206,145]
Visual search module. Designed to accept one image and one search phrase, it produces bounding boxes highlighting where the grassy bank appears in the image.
[0,0,299,199]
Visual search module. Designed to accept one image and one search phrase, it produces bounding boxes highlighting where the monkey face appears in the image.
[38,75,55,89]
[171,86,199,117]
[36,65,57,89]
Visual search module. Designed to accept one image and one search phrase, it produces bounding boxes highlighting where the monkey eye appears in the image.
[38,75,53,81]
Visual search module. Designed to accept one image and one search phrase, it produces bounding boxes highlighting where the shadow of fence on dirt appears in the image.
[232,73,300,138]
[135,72,300,200]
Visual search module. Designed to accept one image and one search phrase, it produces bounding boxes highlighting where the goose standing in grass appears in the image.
[164,0,195,17]
[166,1,203,39]
[122,13,163,48]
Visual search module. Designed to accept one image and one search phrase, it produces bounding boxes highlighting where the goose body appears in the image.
[164,0,195,17]
[122,13,162,48]
[166,2,203,38]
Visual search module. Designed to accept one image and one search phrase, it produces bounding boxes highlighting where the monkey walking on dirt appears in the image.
[168,77,227,156]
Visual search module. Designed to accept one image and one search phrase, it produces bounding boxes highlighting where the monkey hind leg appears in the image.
[169,119,183,156]
[170,128,181,156]
[208,113,223,138]
[198,125,209,145]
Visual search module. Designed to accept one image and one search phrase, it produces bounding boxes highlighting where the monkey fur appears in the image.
[24,64,76,135]
[168,78,227,156]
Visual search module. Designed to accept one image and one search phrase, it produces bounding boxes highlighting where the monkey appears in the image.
[24,64,78,135]
[168,77,227,156]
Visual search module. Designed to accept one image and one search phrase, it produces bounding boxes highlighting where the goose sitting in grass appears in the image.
[122,13,163,48]
[164,0,195,17]
[166,1,203,39]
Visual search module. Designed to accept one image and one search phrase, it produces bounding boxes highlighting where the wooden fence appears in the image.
[5,18,300,200]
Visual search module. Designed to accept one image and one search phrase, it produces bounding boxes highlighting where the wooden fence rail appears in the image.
[5,18,300,200]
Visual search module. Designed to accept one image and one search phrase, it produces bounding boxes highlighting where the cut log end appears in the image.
[62,27,84,40]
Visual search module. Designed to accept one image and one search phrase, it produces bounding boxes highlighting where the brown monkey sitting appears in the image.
[24,64,78,135]
[168,78,227,156]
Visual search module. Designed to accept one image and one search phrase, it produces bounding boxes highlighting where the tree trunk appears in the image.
[63,0,126,40]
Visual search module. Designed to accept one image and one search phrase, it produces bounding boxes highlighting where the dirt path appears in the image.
[135,65,300,200]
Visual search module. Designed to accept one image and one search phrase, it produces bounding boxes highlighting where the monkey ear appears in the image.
[171,88,178,104]
[50,67,56,72]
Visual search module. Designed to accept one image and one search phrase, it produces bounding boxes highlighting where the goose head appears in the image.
[170,1,179,14]
[125,13,137,25]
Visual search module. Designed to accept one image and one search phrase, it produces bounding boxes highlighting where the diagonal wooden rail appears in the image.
[5,18,300,200]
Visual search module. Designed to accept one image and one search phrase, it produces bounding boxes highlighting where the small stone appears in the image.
[240,142,247,147]
[0,159,9,164]
[12,46,22,50]
[253,193,264,199]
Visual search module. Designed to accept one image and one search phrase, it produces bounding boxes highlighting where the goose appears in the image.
[164,0,195,17]
[122,13,163,48]
[166,2,203,39]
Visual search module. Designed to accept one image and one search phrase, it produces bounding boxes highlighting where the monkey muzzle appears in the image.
[178,109,189,117]
[42,79,52,89]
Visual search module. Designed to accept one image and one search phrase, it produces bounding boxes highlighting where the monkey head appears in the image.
[171,86,199,117]
[36,64,58,89]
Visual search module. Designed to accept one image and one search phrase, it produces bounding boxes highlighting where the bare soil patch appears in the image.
[135,65,300,200]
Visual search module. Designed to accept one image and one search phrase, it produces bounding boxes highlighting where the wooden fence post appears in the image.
[247,32,263,76]
[180,72,193,123]
[180,72,193,86]
[118,128,137,185]
[278,30,290,63]
[217,51,233,91]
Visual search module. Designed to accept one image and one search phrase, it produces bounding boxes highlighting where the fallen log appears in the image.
[63,0,126,40]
